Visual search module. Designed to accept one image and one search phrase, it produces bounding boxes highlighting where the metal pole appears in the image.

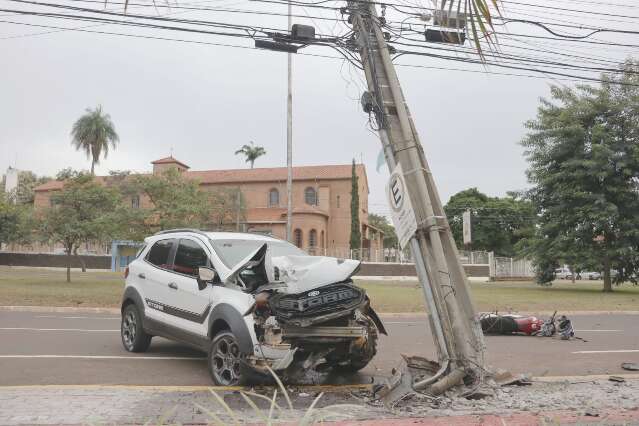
[285,0,293,242]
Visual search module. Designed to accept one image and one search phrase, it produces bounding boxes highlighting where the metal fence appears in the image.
[489,253,535,278]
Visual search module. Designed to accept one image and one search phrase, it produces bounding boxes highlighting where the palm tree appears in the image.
[235,142,266,169]
[71,105,119,175]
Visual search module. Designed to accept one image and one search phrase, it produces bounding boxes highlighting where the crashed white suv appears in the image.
[120,229,386,385]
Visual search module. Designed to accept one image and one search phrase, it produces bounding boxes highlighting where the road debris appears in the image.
[609,376,626,383]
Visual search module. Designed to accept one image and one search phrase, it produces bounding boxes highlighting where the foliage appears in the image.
[522,60,639,292]
[5,171,51,204]
[234,141,266,169]
[444,188,535,257]
[119,168,244,238]
[71,105,119,175]
[368,213,398,248]
[56,167,82,181]
[349,160,361,251]
[0,192,33,246]
[39,174,121,282]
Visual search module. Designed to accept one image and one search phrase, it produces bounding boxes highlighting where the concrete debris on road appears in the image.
[622,362,639,371]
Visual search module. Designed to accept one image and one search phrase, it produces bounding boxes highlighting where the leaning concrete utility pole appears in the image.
[285,0,293,242]
[347,1,486,393]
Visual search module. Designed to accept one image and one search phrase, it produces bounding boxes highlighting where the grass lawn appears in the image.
[1,266,638,313]
[0,267,124,308]
[357,279,639,313]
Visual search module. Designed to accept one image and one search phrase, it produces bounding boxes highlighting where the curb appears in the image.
[0,306,120,314]
[2,306,639,316]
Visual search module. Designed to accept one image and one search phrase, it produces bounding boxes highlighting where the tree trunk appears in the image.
[74,246,86,273]
[91,161,95,176]
[603,254,612,292]
[66,249,72,283]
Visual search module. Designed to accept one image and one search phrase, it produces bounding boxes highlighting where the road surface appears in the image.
[0,310,637,386]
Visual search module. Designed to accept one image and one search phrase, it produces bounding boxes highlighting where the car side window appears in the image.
[173,239,210,277]
[145,239,174,270]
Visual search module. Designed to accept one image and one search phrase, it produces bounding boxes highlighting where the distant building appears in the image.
[4,167,19,202]
[32,157,384,257]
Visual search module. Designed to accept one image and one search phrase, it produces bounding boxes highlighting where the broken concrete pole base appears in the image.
[376,354,487,408]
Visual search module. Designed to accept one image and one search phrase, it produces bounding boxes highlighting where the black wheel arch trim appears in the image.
[122,286,145,316]
[207,303,254,354]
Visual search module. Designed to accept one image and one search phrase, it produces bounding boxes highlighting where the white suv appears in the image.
[120,229,386,385]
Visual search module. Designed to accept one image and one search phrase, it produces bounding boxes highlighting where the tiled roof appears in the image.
[34,164,366,192]
[187,164,365,184]
[151,156,190,169]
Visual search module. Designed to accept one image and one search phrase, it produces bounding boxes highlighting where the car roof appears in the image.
[146,229,281,243]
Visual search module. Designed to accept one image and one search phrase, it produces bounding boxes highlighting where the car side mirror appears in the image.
[197,267,216,290]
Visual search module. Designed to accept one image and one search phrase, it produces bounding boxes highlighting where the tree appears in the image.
[0,193,32,247]
[522,60,639,292]
[39,174,120,282]
[6,171,51,204]
[368,213,398,249]
[444,188,535,257]
[234,142,266,168]
[349,159,361,251]
[119,168,244,238]
[71,105,119,175]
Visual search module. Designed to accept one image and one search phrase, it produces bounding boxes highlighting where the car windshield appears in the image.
[209,238,307,268]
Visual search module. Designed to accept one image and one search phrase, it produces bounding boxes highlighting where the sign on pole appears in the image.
[386,163,417,249]
[462,209,472,245]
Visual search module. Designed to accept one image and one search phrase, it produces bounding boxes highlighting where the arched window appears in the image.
[268,188,279,207]
[320,230,325,248]
[305,187,317,205]
[131,195,140,209]
[294,229,303,248]
[309,229,317,248]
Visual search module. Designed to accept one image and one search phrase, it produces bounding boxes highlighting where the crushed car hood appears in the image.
[220,243,361,294]
[271,255,361,294]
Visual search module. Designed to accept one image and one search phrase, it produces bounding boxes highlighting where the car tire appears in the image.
[208,330,248,386]
[121,304,152,353]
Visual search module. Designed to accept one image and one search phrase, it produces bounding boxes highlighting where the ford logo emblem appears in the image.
[307,290,320,297]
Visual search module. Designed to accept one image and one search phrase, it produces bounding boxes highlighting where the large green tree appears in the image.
[444,188,535,257]
[0,193,33,247]
[119,168,244,238]
[368,213,398,249]
[522,60,639,292]
[39,174,120,282]
[71,105,119,175]
[6,171,51,205]
[234,142,266,169]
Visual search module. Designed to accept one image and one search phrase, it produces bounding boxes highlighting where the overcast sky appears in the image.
[1,0,635,216]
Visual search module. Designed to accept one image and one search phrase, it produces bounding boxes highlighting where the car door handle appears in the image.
[168,282,178,290]
[138,273,146,279]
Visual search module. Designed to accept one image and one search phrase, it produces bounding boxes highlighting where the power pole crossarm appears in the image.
[347,0,486,395]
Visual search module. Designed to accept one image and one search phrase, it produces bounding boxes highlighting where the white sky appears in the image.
[1,0,636,216]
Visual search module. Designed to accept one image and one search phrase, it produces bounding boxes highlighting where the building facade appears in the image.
[32,157,383,257]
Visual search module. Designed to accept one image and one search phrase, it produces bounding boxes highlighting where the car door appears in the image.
[139,238,178,325]
[159,237,215,336]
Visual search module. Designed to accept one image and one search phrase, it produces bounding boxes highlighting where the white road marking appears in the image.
[0,355,206,360]
[572,350,639,354]
[0,327,118,332]
[35,315,119,320]
[384,321,425,325]
[575,329,621,332]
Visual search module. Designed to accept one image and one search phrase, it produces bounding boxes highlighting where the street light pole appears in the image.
[285,0,293,242]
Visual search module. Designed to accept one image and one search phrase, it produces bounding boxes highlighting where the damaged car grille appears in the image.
[269,283,365,323]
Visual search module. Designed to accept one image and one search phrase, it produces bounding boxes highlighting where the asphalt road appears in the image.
[0,310,637,386]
